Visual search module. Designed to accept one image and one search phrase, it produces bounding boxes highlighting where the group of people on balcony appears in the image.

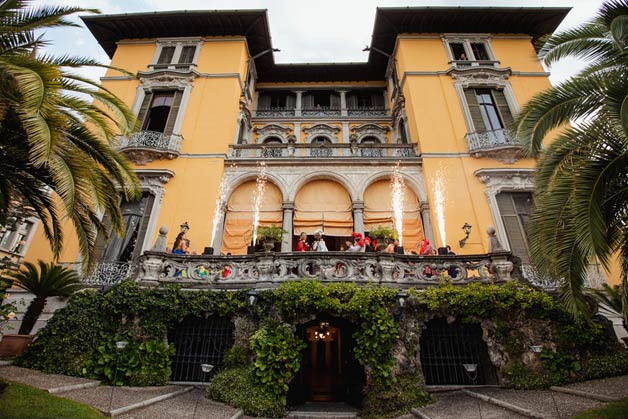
[296,230,401,253]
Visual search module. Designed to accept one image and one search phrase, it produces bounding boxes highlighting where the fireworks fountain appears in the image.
[431,166,447,248]
[391,164,405,247]
[251,162,268,245]
[210,178,227,249]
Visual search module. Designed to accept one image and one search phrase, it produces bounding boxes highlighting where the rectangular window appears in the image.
[178,46,196,64]
[470,43,490,60]
[449,43,467,60]
[157,46,176,64]
[464,88,513,133]
[496,192,533,263]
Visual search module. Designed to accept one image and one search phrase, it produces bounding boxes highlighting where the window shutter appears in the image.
[492,90,514,127]
[346,94,357,109]
[464,89,486,132]
[286,94,296,109]
[330,94,340,109]
[496,193,530,263]
[137,92,153,130]
[302,94,314,108]
[257,95,271,110]
[372,93,385,107]
[178,46,196,64]
[131,193,156,260]
[163,90,183,136]
[157,46,175,64]
[95,214,112,262]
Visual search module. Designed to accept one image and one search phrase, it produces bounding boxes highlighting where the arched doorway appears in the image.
[420,318,497,385]
[363,179,423,251]
[222,180,283,255]
[293,179,353,251]
[310,136,333,157]
[168,316,234,383]
[289,316,364,407]
[261,136,284,158]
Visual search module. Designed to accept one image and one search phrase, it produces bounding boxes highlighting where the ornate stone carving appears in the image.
[475,168,534,197]
[302,123,341,143]
[118,131,183,165]
[253,124,291,143]
[448,66,512,88]
[350,123,390,143]
[138,71,195,91]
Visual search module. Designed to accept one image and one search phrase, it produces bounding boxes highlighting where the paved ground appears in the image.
[1,364,628,418]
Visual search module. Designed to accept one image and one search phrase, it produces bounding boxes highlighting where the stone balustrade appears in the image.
[228,143,419,160]
[137,251,516,290]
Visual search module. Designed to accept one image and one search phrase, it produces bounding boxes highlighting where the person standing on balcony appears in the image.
[312,230,328,252]
[296,232,310,251]
[172,232,190,254]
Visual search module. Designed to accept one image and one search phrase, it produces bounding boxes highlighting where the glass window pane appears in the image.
[450,43,467,60]
[157,46,175,64]
[470,43,490,60]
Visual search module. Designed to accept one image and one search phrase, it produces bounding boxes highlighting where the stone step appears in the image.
[412,391,527,419]
[287,413,358,419]
[287,402,359,419]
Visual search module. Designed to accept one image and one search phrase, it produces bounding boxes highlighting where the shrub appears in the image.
[579,351,628,381]
[207,367,285,417]
[361,373,431,419]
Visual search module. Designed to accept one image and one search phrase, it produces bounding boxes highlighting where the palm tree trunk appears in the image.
[18,296,47,335]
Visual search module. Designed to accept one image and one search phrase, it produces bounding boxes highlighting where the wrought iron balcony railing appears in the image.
[118,130,183,164]
[347,106,388,117]
[228,143,419,160]
[464,128,523,162]
[137,251,517,289]
[450,60,500,68]
[59,261,137,286]
[255,107,295,118]
[301,106,341,117]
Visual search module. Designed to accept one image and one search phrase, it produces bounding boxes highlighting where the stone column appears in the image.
[281,202,294,252]
[420,202,435,245]
[342,122,350,145]
[211,204,228,254]
[338,90,348,117]
[294,90,305,117]
[352,201,365,236]
[294,121,301,144]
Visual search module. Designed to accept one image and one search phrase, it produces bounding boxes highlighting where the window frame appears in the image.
[149,39,202,71]
[0,218,37,257]
[442,35,497,66]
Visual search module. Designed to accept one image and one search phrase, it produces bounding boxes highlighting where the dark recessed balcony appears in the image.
[118,130,183,165]
[464,128,523,163]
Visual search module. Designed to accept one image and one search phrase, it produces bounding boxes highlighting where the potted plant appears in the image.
[256,224,288,252]
[0,261,81,357]
[369,225,397,241]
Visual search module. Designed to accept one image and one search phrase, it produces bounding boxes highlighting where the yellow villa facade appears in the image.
[0,6,617,287]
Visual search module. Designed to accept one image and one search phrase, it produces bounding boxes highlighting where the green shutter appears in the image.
[464,89,486,132]
[178,46,196,64]
[493,90,514,127]
[346,94,357,109]
[257,94,271,110]
[330,94,340,108]
[163,90,183,136]
[157,46,175,64]
[131,193,156,261]
[372,93,385,107]
[496,193,530,263]
[136,92,153,130]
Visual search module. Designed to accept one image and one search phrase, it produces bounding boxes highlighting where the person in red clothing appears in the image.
[296,232,310,251]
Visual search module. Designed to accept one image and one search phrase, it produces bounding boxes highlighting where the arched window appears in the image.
[310,136,332,157]
[360,136,383,157]
[261,136,283,158]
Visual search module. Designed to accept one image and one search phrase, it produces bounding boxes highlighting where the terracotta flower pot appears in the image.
[0,334,34,358]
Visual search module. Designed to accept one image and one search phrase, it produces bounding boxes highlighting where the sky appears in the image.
[39,0,605,85]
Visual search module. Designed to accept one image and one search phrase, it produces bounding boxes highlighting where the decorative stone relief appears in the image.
[138,71,195,91]
[350,123,390,143]
[253,124,291,143]
[302,123,341,143]
[448,67,512,88]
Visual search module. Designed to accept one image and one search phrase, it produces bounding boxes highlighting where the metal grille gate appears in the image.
[420,318,497,385]
[168,316,234,382]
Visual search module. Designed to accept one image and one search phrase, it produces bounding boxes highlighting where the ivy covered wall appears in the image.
[17,280,628,419]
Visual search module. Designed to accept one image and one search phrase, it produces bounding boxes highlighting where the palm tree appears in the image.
[0,1,140,269]
[9,260,81,335]
[514,0,628,321]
